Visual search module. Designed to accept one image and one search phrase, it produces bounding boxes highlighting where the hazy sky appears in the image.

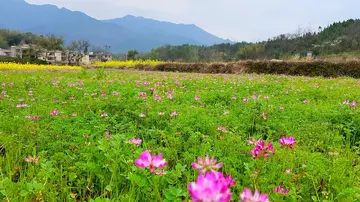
[25,0,360,42]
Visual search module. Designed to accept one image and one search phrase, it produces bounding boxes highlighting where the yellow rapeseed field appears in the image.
[94,60,165,67]
[0,62,82,70]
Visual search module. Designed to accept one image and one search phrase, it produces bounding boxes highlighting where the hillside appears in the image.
[0,0,228,52]
[141,19,360,62]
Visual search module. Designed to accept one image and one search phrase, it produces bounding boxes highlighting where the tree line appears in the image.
[138,19,360,62]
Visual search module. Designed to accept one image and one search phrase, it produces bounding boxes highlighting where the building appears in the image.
[89,52,113,62]
[6,45,91,65]
[0,48,11,56]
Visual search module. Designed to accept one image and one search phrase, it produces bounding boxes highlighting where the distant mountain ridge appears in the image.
[0,0,230,52]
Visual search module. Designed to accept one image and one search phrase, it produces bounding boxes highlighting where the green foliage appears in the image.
[141,19,360,62]
[0,70,360,201]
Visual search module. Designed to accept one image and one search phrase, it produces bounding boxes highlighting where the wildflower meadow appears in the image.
[0,68,360,201]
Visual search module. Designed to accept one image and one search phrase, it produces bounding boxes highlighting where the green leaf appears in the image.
[105,185,112,192]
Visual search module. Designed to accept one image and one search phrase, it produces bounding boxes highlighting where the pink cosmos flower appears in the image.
[285,168,291,174]
[284,91,289,95]
[134,150,167,173]
[251,95,257,100]
[50,110,59,116]
[24,155,40,164]
[154,96,162,101]
[192,155,223,173]
[350,101,357,107]
[243,98,249,102]
[250,141,275,159]
[170,111,178,117]
[232,96,237,100]
[1,82,5,87]
[343,100,350,105]
[149,88,154,91]
[70,96,75,100]
[175,81,181,86]
[239,188,269,202]
[143,81,150,86]
[71,113,77,117]
[188,171,233,202]
[264,96,270,99]
[101,92,107,97]
[113,91,120,96]
[273,186,289,195]
[195,96,201,101]
[101,113,108,117]
[129,137,142,145]
[52,81,58,86]
[279,136,296,149]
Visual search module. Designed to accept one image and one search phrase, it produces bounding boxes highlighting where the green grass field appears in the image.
[0,69,360,201]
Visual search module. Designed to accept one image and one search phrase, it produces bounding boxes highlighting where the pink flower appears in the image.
[101,92,107,97]
[243,98,249,102]
[188,171,233,202]
[139,113,146,118]
[350,101,357,107]
[278,106,284,110]
[129,137,142,145]
[231,96,237,100]
[247,137,260,145]
[264,96,270,99]
[1,82,6,87]
[217,126,227,133]
[71,113,77,117]
[167,94,174,99]
[31,116,40,120]
[138,92,147,98]
[195,96,201,101]
[155,169,167,176]
[101,113,108,117]
[113,91,120,96]
[239,188,269,202]
[104,134,113,140]
[24,155,40,164]
[50,110,59,116]
[273,186,289,195]
[250,141,275,159]
[149,88,154,91]
[154,96,162,101]
[285,168,291,174]
[284,91,289,95]
[170,111,178,117]
[251,95,257,100]
[70,96,75,100]
[143,81,150,86]
[91,92,97,97]
[134,150,167,173]
[279,136,296,149]
[192,155,223,173]
[16,104,28,108]
[343,100,350,105]
[302,100,309,104]
[175,81,181,86]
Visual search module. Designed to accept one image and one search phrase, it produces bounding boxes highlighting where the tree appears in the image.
[67,40,90,65]
[127,50,139,60]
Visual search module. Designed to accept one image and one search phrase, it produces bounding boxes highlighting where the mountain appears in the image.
[0,0,229,53]
[102,15,227,46]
